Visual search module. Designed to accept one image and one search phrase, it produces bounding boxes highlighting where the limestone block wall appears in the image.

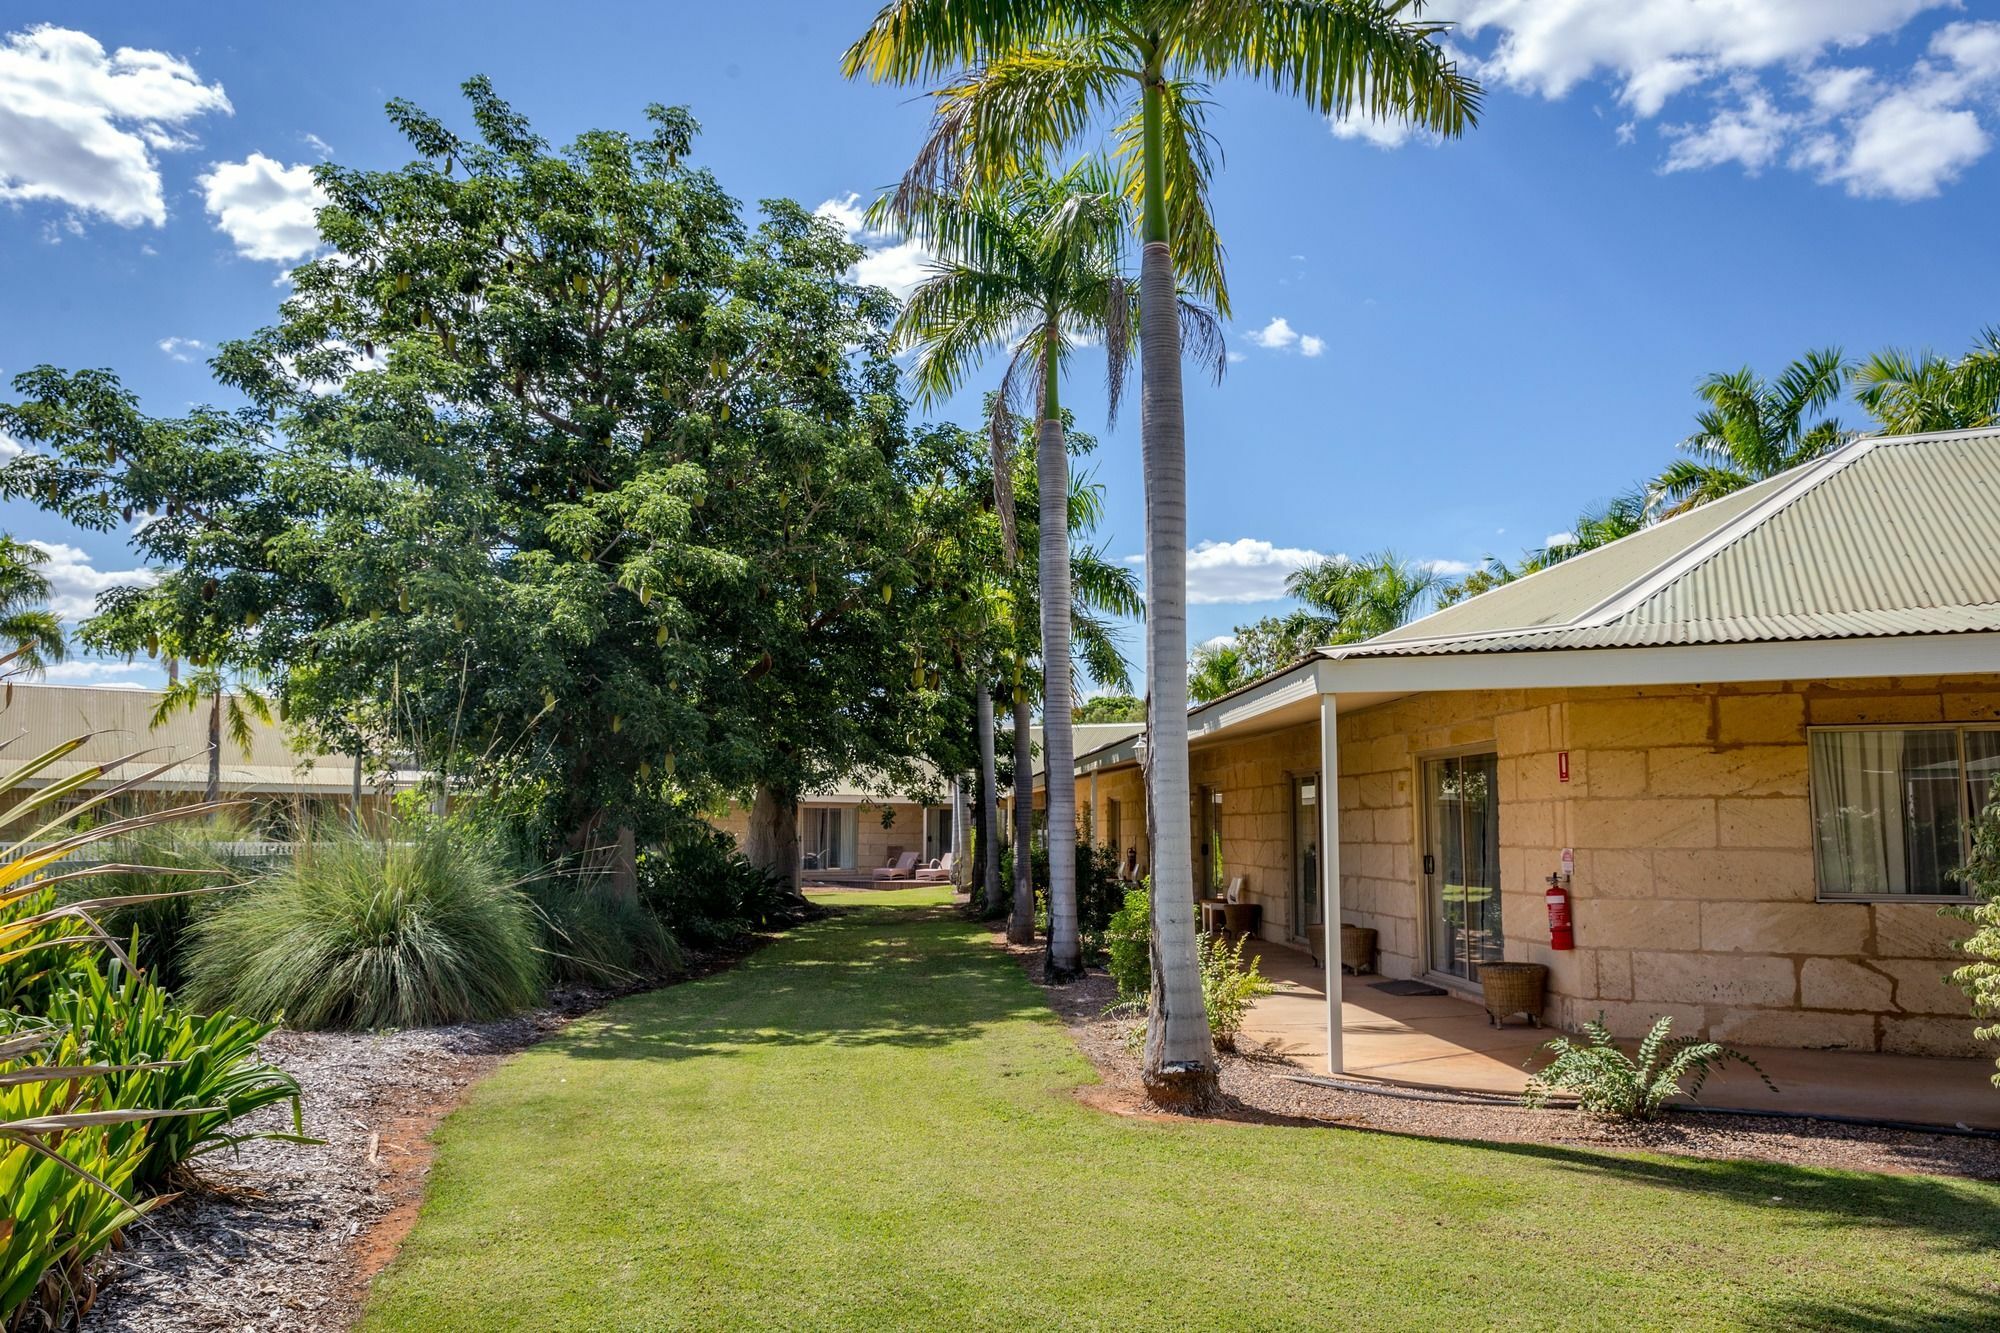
[1084,767,1150,875]
[1335,675,1995,1057]
[1184,723,1321,945]
[703,800,925,872]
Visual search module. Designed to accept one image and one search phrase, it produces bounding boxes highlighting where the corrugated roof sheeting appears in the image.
[1367,475,1783,644]
[1334,430,2000,659]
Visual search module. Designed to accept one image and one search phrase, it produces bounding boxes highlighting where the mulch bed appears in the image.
[998,928,2000,1183]
[81,931,786,1333]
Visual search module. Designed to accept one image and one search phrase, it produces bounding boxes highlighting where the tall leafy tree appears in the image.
[1854,329,2000,435]
[1648,350,1852,518]
[847,0,1479,1109]
[1074,693,1143,723]
[0,82,961,893]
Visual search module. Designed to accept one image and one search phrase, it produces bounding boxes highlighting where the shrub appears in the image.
[640,827,796,951]
[40,960,307,1190]
[1948,779,2000,1085]
[1105,884,1152,1002]
[1074,841,1125,962]
[1198,930,1274,1052]
[1523,1014,1774,1121]
[62,817,259,992]
[1,1036,155,1328]
[182,821,544,1030]
[529,873,682,987]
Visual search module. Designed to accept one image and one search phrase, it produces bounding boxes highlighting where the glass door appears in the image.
[1291,775,1323,941]
[1423,754,1502,983]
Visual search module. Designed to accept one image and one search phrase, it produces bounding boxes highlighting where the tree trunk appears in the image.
[609,825,638,903]
[977,680,1002,916]
[351,749,364,832]
[746,784,801,897]
[205,691,221,804]
[1038,337,1082,982]
[1136,75,1219,1109]
[950,774,970,892]
[1007,687,1036,945]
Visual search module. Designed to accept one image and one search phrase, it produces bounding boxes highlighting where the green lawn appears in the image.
[361,888,2000,1331]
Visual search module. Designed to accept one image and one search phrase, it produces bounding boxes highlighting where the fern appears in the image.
[1524,1014,1774,1121]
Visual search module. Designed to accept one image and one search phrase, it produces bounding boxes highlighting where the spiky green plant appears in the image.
[1196,929,1273,1052]
[1524,1014,1774,1121]
[182,820,543,1030]
[528,873,681,988]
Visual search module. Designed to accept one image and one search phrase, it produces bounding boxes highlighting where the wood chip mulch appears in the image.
[81,930,789,1333]
[998,927,2000,1183]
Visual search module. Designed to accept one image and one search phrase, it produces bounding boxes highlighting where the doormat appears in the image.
[1370,979,1449,997]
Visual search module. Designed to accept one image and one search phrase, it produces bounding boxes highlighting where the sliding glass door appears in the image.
[1423,753,1502,983]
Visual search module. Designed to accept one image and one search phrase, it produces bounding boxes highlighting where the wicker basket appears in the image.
[1339,925,1377,975]
[1479,962,1548,1027]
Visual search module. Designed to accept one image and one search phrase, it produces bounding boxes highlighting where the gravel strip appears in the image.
[1010,936,2000,1182]
[78,993,604,1333]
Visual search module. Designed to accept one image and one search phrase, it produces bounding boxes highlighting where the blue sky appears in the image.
[4,2,2000,692]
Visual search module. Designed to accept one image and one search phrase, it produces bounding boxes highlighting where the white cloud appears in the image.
[1198,633,1239,652]
[280,338,387,396]
[200,152,327,262]
[0,24,230,228]
[1420,558,1477,577]
[1435,3,2000,198]
[1329,112,1434,149]
[0,433,23,463]
[37,658,156,689]
[156,335,203,363]
[27,540,155,620]
[1245,316,1326,357]
[302,131,334,158]
[1127,538,1333,604]
[815,193,933,300]
[1545,530,1580,548]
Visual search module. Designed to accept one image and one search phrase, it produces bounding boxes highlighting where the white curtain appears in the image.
[1811,730,1959,895]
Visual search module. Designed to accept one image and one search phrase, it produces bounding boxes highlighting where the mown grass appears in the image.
[361,887,2000,1331]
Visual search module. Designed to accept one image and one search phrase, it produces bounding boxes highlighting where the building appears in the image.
[1071,428,2000,1065]
[0,683,388,834]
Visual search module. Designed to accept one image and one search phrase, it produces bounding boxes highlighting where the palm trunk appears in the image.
[1137,72,1219,1108]
[206,691,221,804]
[976,681,1002,916]
[1038,335,1082,981]
[950,774,970,892]
[1007,687,1036,945]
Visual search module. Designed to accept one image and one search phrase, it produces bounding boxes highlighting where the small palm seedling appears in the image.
[1524,1014,1775,1122]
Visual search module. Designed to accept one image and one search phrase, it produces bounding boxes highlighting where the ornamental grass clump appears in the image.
[529,873,681,988]
[1524,1014,1774,1121]
[183,821,543,1030]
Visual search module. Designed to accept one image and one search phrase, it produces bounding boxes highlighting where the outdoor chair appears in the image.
[912,852,955,882]
[872,852,921,881]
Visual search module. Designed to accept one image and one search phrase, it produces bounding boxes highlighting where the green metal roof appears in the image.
[1333,428,2000,659]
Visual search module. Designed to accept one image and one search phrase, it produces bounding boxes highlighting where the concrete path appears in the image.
[1242,939,2000,1131]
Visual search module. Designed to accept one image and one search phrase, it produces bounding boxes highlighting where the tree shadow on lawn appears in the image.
[552,905,1053,1064]
[1340,1131,2000,1328]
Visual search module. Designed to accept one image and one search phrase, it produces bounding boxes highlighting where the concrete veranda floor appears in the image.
[1242,939,2000,1132]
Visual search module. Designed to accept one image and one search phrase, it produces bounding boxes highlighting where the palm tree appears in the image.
[883,158,1200,978]
[1854,329,2000,435]
[152,665,271,802]
[0,537,66,677]
[848,0,1478,1110]
[1287,551,1441,644]
[1187,640,1255,703]
[1649,350,1852,518]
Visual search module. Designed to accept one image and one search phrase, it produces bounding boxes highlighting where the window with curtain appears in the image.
[1810,727,2000,899]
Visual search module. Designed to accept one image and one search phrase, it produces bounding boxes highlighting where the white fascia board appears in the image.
[1188,660,1327,740]
[1317,633,2000,694]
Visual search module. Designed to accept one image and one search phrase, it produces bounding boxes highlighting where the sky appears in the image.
[3,1,2000,693]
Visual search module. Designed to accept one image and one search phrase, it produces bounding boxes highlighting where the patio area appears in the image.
[1242,940,2000,1132]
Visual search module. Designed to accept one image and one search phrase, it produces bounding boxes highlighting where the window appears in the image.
[802,806,856,870]
[1105,799,1123,855]
[1810,727,2000,900]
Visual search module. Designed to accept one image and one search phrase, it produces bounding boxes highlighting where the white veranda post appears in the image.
[1318,690,1344,1075]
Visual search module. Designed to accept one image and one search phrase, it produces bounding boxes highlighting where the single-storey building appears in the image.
[1072,427,1999,1067]
[0,683,394,835]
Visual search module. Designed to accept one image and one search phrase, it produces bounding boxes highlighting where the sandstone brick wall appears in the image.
[703,800,926,872]
[1336,675,1994,1057]
[1056,674,1994,1059]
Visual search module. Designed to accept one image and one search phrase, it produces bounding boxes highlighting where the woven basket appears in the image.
[1339,925,1377,975]
[1478,962,1548,1026]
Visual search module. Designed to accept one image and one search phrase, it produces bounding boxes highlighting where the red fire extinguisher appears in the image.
[1546,876,1574,951]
